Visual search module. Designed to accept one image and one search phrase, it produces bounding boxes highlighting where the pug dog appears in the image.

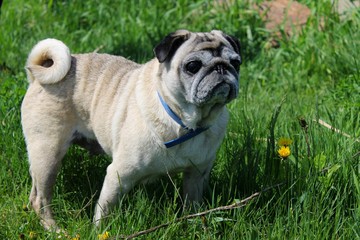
[21,29,241,230]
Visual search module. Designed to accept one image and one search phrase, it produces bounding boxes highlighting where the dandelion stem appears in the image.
[266,96,286,178]
[299,117,311,158]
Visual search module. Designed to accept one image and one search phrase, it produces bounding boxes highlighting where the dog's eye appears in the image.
[230,59,241,71]
[185,61,202,74]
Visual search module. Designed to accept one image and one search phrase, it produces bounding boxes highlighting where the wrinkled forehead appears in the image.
[188,32,232,53]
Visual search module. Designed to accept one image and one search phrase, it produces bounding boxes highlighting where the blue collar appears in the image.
[157,92,209,148]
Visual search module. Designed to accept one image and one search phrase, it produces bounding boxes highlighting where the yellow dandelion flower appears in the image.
[22,204,29,212]
[29,231,37,239]
[278,137,293,147]
[98,231,110,240]
[278,146,291,158]
[72,234,81,240]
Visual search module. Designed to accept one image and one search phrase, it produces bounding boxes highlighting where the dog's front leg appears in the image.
[93,162,135,226]
[182,165,212,206]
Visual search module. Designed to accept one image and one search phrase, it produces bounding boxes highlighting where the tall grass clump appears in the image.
[1,0,359,239]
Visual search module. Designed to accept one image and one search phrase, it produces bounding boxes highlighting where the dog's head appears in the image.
[154,30,241,107]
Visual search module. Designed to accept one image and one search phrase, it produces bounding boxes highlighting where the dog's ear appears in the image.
[154,30,190,63]
[223,34,241,56]
[211,30,241,57]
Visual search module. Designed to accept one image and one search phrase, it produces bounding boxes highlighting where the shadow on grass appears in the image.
[57,143,266,218]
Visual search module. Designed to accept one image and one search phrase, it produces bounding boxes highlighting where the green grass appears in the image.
[1,0,359,239]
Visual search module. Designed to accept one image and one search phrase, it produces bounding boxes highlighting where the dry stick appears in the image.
[118,195,255,240]
[114,183,284,239]
[314,119,360,158]
[314,119,360,142]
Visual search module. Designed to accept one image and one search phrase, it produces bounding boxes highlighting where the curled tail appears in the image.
[25,38,71,84]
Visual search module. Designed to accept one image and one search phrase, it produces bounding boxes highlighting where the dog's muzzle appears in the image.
[194,65,238,105]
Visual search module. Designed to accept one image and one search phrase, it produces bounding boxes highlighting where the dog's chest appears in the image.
[150,133,218,174]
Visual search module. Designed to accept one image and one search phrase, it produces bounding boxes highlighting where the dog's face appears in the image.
[154,30,241,107]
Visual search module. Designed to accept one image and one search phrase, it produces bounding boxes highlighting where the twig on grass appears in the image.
[93,45,104,53]
[114,183,284,239]
[314,119,360,142]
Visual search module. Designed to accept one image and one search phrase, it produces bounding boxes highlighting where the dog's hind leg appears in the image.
[27,140,69,230]
[25,128,73,231]
[22,96,75,231]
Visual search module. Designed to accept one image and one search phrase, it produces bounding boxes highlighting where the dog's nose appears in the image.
[214,64,226,75]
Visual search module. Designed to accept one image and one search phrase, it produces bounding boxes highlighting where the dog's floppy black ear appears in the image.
[223,34,241,55]
[154,30,190,63]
